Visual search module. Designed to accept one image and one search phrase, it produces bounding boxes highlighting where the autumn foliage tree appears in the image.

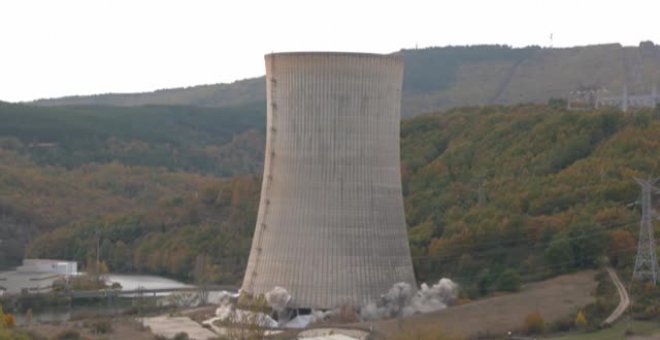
[523,311,545,334]
[607,230,637,267]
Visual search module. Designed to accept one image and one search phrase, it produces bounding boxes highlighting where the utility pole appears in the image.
[622,84,629,113]
[632,178,660,285]
[477,177,486,206]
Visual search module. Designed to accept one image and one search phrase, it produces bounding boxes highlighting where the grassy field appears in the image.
[548,320,660,340]
[367,271,598,338]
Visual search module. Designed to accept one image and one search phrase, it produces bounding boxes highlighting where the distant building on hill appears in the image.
[597,85,658,112]
[567,88,606,111]
[568,84,659,112]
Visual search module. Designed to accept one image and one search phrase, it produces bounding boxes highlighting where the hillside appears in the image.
[31,43,660,116]
[0,152,260,283]
[400,106,659,295]
[0,101,266,176]
[0,104,660,296]
[30,78,265,110]
[1,102,658,292]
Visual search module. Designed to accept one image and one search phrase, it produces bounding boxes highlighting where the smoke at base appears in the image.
[209,279,458,329]
[265,286,292,312]
[360,278,458,320]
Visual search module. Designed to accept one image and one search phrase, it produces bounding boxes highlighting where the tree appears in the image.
[193,254,219,304]
[0,306,23,340]
[496,269,521,292]
[608,230,636,267]
[568,223,607,268]
[110,240,132,272]
[545,234,574,274]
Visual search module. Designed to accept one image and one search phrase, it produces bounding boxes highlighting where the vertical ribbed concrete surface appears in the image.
[242,52,416,309]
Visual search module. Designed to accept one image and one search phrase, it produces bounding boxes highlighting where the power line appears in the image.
[425,216,638,255]
[426,246,641,288]
[410,220,641,283]
[412,218,638,262]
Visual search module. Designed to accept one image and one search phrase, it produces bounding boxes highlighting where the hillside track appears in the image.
[603,267,630,325]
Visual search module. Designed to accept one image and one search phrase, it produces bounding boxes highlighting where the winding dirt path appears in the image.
[602,267,630,325]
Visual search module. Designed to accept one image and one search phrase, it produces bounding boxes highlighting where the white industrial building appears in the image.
[0,259,78,294]
[17,259,77,277]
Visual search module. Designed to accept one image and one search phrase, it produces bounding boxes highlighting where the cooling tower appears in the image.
[242,52,416,309]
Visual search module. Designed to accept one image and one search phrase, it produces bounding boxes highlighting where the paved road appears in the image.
[603,267,630,325]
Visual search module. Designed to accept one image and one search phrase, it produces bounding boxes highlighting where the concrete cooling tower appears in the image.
[242,52,416,309]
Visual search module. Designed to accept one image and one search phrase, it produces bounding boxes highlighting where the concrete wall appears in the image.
[242,52,416,309]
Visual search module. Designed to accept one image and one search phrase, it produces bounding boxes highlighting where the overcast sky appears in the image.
[1,0,658,102]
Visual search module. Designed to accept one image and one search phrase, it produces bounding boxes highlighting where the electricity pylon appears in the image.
[632,178,660,285]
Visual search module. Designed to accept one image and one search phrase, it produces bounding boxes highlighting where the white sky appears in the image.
[1,0,658,102]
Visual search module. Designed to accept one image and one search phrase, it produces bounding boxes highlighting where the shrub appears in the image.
[92,319,113,334]
[173,332,189,340]
[574,310,587,329]
[523,311,545,334]
[55,329,81,340]
[3,314,15,328]
[496,269,521,292]
[548,316,573,333]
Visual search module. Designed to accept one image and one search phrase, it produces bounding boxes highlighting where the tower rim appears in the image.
[265,51,401,60]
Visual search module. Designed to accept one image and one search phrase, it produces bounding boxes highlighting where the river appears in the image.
[104,274,193,291]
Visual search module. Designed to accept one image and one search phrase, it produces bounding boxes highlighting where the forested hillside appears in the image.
[401,105,659,296]
[0,101,265,175]
[30,78,265,112]
[0,145,260,283]
[31,43,660,116]
[1,102,659,296]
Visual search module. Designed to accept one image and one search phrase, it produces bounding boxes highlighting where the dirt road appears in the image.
[602,267,630,325]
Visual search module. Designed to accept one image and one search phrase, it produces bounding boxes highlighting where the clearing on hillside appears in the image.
[369,271,597,338]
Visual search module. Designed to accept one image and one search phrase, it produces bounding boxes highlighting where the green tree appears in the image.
[496,269,521,292]
[545,234,574,274]
[568,223,607,268]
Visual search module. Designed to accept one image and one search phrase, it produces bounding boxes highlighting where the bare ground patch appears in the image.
[366,271,598,338]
